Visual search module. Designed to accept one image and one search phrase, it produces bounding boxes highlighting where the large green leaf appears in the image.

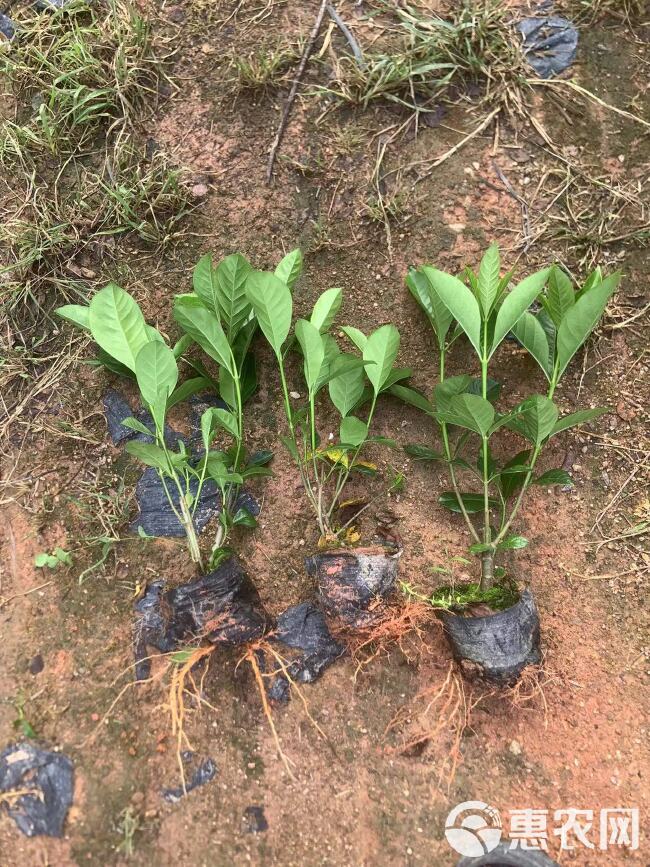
[363,324,400,395]
[534,469,573,486]
[340,415,367,447]
[135,340,178,408]
[56,304,90,330]
[193,253,253,340]
[88,284,150,372]
[425,269,482,357]
[511,312,551,379]
[310,287,342,333]
[173,296,235,375]
[550,406,609,436]
[274,248,303,290]
[405,444,445,461]
[389,384,435,415]
[125,441,171,472]
[434,375,472,414]
[438,393,495,436]
[167,376,212,410]
[505,395,558,444]
[544,266,574,327]
[203,406,240,439]
[295,319,325,393]
[490,268,550,357]
[477,243,501,316]
[556,272,620,379]
[439,492,498,513]
[341,325,367,352]
[329,359,366,417]
[408,267,453,347]
[497,449,531,500]
[245,270,292,356]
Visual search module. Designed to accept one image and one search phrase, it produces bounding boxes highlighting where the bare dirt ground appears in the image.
[0,1,649,865]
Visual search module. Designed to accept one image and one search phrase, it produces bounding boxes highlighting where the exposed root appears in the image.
[505,662,556,729]
[384,660,478,790]
[333,600,439,678]
[245,645,296,780]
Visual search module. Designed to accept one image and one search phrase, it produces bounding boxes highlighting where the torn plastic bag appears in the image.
[161,751,217,803]
[439,587,541,684]
[129,467,222,537]
[129,468,259,538]
[307,545,401,627]
[0,742,74,838]
[517,17,578,79]
[133,556,271,679]
[103,389,182,448]
[265,601,345,702]
[457,842,559,866]
[0,12,16,41]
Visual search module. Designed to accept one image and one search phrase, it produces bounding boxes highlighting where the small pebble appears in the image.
[509,739,522,756]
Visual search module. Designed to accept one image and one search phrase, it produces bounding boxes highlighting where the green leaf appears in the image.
[91,349,135,379]
[469,542,494,554]
[274,248,303,290]
[404,444,445,461]
[490,268,550,357]
[125,441,170,471]
[310,288,342,333]
[477,243,501,315]
[172,333,193,359]
[56,303,90,330]
[240,466,273,479]
[167,376,212,410]
[511,312,552,379]
[313,335,341,393]
[533,469,573,486]
[295,319,325,393]
[205,407,239,439]
[505,395,558,445]
[232,507,258,527]
[248,450,273,467]
[88,284,151,372]
[556,272,621,380]
[135,341,178,408]
[34,552,54,568]
[466,377,501,404]
[173,296,235,375]
[389,384,435,415]
[340,416,367,447]
[122,417,153,435]
[329,359,366,417]
[434,375,472,414]
[424,269,482,357]
[341,325,367,352]
[407,267,453,347]
[497,536,529,550]
[193,253,253,339]
[380,366,412,391]
[438,393,495,436]
[439,492,498,514]
[498,449,531,500]
[544,266,575,327]
[245,270,293,356]
[551,406,609,436]
[363,324,400,395]
[280,435,299,462]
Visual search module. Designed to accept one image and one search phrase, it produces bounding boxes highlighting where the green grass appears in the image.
[231,39,303,92]
[0,0,170,158]
[323,1,529,115]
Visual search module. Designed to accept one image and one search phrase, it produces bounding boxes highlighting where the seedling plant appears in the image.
[56,255,269,569]
[400,244,620,598]
[245,250,406,545]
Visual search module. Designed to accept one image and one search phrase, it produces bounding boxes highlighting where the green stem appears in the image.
[479,321,494,590]
[439,347,480,543]
[326,393,377,522]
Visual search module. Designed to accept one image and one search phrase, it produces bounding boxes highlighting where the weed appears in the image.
[0,0,171,158]
[34,547,73,569]
[116,806,141,858]
[324,1,529,116]
[12,693,37,739]
[232,39,302,92]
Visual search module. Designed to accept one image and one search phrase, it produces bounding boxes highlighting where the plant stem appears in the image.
[480,327,493,592]
[438,347,480,543]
